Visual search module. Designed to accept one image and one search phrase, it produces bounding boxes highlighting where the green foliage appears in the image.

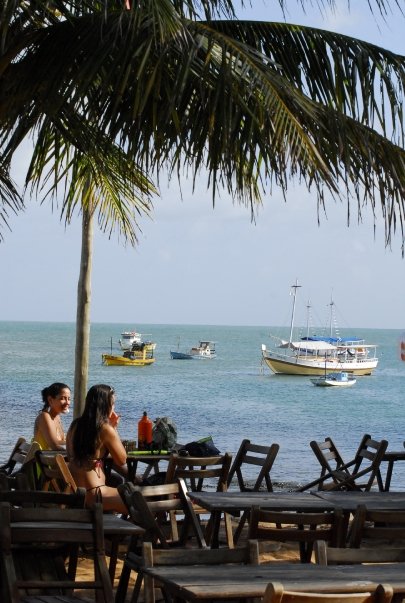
[1,0,405,249]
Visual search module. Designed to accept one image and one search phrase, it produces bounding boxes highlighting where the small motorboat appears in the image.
[311,371,356,387]
[170,340,217,359]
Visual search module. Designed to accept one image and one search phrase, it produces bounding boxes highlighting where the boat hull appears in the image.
[311,374,356,387]
[170,351,194,360]
[262,352,377,376]
[102,354,155,366]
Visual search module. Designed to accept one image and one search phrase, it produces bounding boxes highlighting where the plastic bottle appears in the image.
[138,411,153,450]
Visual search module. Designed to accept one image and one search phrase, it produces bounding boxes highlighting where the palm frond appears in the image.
[0,162,24,242]
[25,116,156,246]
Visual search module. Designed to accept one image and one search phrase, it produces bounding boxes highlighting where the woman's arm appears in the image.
[101,423,127,466]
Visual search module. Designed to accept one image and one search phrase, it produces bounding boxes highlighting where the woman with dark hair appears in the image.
[66,384,128,513]
[34,382,71,450]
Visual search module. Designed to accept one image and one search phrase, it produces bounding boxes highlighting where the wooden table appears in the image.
[188,491,336,548]
[142,562,405,602]
[10,505,144,583]
[101,514,144,581]
[311,490,405,512]
[105,452,171,483]
[380,451,405,491]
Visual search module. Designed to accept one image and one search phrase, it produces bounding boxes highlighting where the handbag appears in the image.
[180,436,221,457]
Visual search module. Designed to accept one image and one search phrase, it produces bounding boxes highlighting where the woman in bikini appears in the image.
[66,383,128,514]
[34,382,71,450]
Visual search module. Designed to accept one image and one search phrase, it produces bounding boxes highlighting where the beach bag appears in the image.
[181,436,221,457]
[152,417,177,452]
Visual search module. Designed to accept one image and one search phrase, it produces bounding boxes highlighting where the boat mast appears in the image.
[329,295,334,338]
[288,279,301,344]
[328,291,340,339]
[306,300,311,341]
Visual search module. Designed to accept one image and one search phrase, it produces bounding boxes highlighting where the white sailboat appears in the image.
[261,280,378,376]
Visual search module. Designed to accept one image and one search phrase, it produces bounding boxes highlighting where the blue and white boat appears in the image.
[311,371,356,387]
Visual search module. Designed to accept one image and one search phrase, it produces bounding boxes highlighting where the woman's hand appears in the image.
[109,410,120,429]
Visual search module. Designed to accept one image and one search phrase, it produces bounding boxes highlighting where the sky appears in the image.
[2,1,405,330]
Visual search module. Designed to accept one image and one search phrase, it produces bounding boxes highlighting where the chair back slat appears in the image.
[314,539,405,565]
[166,453,232,492]
[140,539,260,603]
[248,506,345,563]
[263,581,394,603]
[349,504,405,548]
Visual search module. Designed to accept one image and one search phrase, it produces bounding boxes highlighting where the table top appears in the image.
[382,451,405,461]
[143,562,405,599]
[312,491,405,511]
[188,491,336,512]
[125,452,172,462]
[10,514,143,536]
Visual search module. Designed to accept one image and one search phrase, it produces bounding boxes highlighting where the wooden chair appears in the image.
[116,478,206,603]
[0,488,87,583]
[299,435,388,492]
[314,539,405,565]
[0,437,27,475]
[263,582,393,603]
[226,439,280,543]
[138,539,260,603]
[118,478,206,548]
[349,504,405,548]
[165,452,233,546]
[248,506,345,563]
[35,450,141,583]
[0,438,40,489]
[0,500,113,603]
[0,488,86,507]
[0,472,30,492]
[35,450,77,493]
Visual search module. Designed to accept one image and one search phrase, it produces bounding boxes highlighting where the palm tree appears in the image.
[26,126,155,415]
[2,0,405,412]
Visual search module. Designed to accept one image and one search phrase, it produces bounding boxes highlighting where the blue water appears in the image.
[0,322,404,489]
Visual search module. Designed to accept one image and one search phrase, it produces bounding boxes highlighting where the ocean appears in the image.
[0,322,404,490]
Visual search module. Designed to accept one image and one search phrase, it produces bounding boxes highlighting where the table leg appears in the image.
[384,460,395,492]
[207,510,222,548]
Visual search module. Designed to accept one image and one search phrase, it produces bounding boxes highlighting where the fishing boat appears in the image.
[261,280,378,376]
[119,330,156,351]
[102,341,156,366]
[170,341,217,359]
[311,371,357,387]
